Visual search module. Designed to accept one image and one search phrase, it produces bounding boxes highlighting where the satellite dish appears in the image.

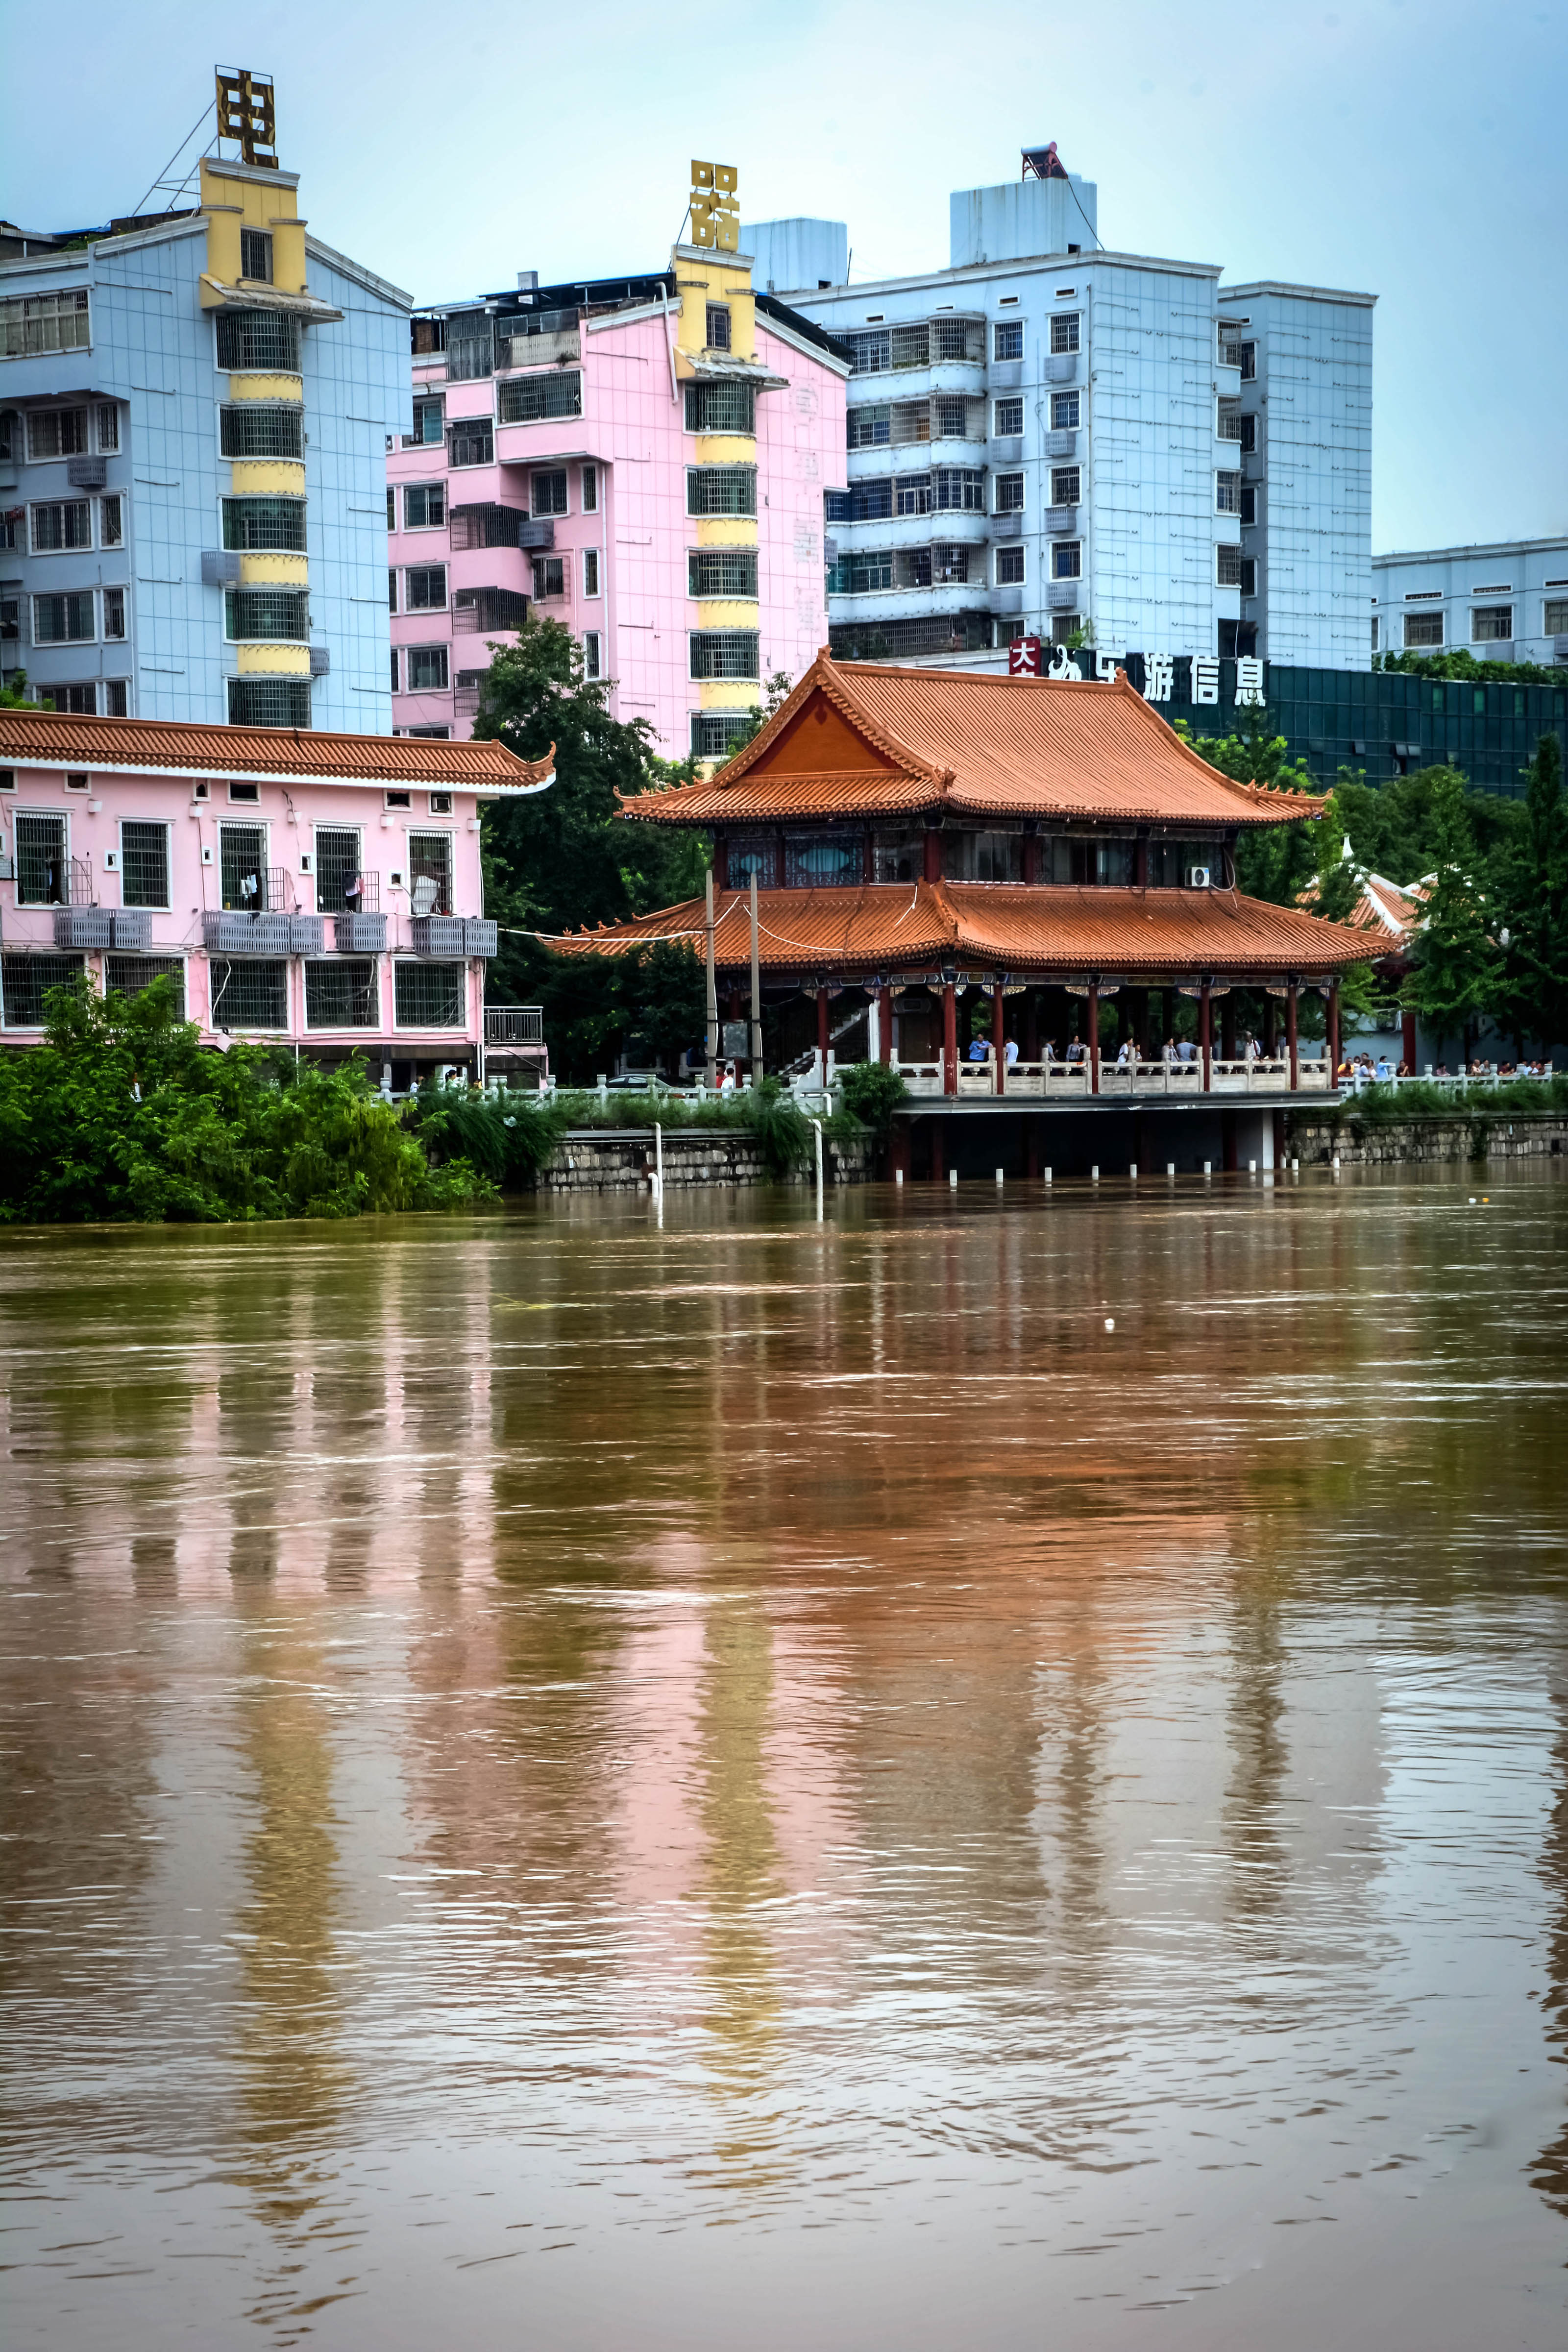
[411,875,439,917]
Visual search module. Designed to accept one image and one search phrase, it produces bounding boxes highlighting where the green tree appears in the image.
[728,667,795,753]
[0,669,41,709]
[1176,709,1322,906]
[1498,733,1568,1055]
[1401,771,1501,1061]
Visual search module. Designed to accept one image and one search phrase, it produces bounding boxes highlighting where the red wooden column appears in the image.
[1286,979,1299,1091]
[1200,979,1212,1092]
[992,978,1006,1096]
[1087,981,1100,1095]
[878,983,893,1065]
[1328,979,1342,1080]
[942,980,958,1097]
[1401,1006,1418,1071]
[924,829,943,883]
[816,985,830,1074]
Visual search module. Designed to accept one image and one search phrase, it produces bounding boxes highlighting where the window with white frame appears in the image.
[408,830,453,913]
[583,630,602,679]
[688,546,757,597]
[1371,616,1380,652]
[403,482,446,529]
[120,820,170,909]
[690,631,759,681]
[532,467,568,516]
[1471,605,1512,642]
[531,555,566,600]
[1216,470,1241,514]
[1050,466,1080,507]
[394,959,465,1029]
[388,569,397,613]
[994,472,1025,514]
[390,647,400,693]
[96,401,119,452]
[1404,610,1445,648]
[1,289,90,359]
[993,396,1024,437]
[1051,540,1081,580]
[581,462,598,513]
[1050,312,1080,354]
[26,407,87,461]
[387,487,395,530]
[240,228,273,283]
[993,320,1023,361]
[447,416,493,467]
[995,545,1025,586]
[99,493,122,546]
[1217,543,1243,588]
[582,547,601,597]
[15,811,68,904]
[405,394,444,447]
[103,586,125,639]
[405,564,447,611]
[406,645,449,692]
[1546,599,1568,636]
[32,590,95,642]
[30,500,92,553]
[1050,389,1080,430]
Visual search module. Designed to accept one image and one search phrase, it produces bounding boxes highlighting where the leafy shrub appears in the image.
[837,1061,908,1135]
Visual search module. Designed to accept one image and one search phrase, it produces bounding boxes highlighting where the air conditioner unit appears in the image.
[1187,865,1212,888]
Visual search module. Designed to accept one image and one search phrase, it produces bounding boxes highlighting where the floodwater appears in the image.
[3,1170,1568,2352]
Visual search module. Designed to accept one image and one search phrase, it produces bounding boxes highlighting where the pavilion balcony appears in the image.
[893,1056,1333,1100]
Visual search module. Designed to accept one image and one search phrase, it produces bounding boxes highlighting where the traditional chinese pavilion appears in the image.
[573,655,1372,1173]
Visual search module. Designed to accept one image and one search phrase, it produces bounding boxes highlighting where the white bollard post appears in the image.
[1166,1162,1175,1177]
[654,1120,664,1198]
[1291,1156,1299,1172]
[1091,1164,1100,1182]
[895,1168,904,1186]
[1203,1160,1212,1176]
[995,1167,1004,1187]
[813,1117,824,1213]
[949,1168,958,1188]
[1129,1162,1138,1180]
[1044,1167,1053,1184]
[1249,1158,1256,1175]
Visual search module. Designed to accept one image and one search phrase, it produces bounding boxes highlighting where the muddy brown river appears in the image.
[3,1168,1568,2349]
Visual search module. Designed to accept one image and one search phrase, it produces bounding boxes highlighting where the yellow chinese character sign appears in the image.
[690,162,740,253]
[215,67,278,170]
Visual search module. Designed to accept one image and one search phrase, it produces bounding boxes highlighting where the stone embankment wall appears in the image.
[1288,1113,1568,1167]
[537,1128,869,1194]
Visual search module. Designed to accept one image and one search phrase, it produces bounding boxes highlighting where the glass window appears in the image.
[1239,482,1257,526]
[240,228,273,283]
[219,823,269,911]
[1471,605,1513,642]
[848,329,891,375]
[531,555,566,600]
[993,320,1024,361]
[689,631,759,680]
[684,380,756,435]
[1,952,84,1024]
[448,416,494,467]
[221,496,307,551]
[583,630,602,679]
[728,831,779,885]
[391,648,400,694]
[445,312,495,382]
[583,547,601,597]
[120,820,170,908]
[1050,312,1080,354]
[1217,544,1243,588]
[27,408,88,460]
[894,473,931,516]
[688,548,757,598]
[99,493,122,546]
[531,468,568,516]
[405,395,444,447]
[1050,466,1081,507]
[105,681,128,716]
[1052,540,1081,580]
[225,588,309,640]
[784,832,862,887]
[931,468,985,513]
[1216,469,1241,514]
[406,646,449,692]
[403,482,446,529]
[210,957,288,1030]
[306,959,378,1028]
[33,590,96,642]
[691,710,755,761]
[832,549,893,595]
[96,401,119,452]
[705,303,732,351]
[872,829,923,883]
[686,466,757,517]
[1544,599,1568,635]
[105,955,183,1014]
[394,959,465,1028]
[228,677,311,727]
[945,830,1023,882]
[499,371,582,424]
[993,396,1024,436]
[995,472,1025,514]
[1050,390,1080,429]
[314,827,363,914]
[1,290,90,360]
[389,568,397,614]
[216,309,299,372]
[847,404,891,450]
[408,831,453,914]
[1404,611,1444,648]
[996,546,1025,586]
[581,463,598,512]
[405,564,447,611]
[15,812,67,905]
[30,500,92,552]
[220,403,302,458]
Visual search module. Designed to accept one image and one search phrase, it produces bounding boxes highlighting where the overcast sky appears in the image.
[6,0,1563,554]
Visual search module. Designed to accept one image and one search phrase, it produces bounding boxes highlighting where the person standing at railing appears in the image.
[1004,1036,1019,1068]
[1162,1035,1179,1066]
[1066,1033,1086,1064]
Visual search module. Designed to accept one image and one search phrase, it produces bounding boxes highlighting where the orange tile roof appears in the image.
[0,706,552,791]
[1300,867,1432,949]
[559,881,1370,980]
[622,652,1324,830]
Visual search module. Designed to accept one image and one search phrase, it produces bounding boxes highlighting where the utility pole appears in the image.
[748,871,763,1080]
[705,867,719,1091]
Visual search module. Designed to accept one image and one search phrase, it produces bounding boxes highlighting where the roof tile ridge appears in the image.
[819,661,948,785]
[692,650,832,789]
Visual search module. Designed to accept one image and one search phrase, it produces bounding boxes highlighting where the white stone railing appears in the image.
[893,1054,1333,1100]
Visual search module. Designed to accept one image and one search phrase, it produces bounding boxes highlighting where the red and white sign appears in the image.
[1008,635,1042,677]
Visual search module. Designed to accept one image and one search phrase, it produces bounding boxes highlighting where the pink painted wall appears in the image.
[0,762,496,1059]
[389,309,847,756]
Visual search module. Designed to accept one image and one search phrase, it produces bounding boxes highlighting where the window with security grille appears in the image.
[531,556,566,600]
[1,289,90,358]
[394,959,465,1028]
[210,957,288,1030]
[1215,470,1241,515]
[847,404,891,450]
[27,408,88,460]
[97,402,119,452]
[313,827,362,912]
[407,646,449,692]
[39,684,97,713]
[220,824,269,910]
[121,821,170,908]
[1404,611,1445,649]
[1472,605,1513,642]
[100,495,122,546]
[15,812,67,905]
[404,483,446,529]
[220,403,302,458]
[932,468,985,513]
[30,500,92,553]
[691,710,755,761]
[306,958,378,1028]
[500,371,582,424]
[405,395,445,447]
[240,228,272,283]
[446,312,495,382]
[684,380,756,435]
[224,588,309,641]
[1052,540,1081,580]
[932,317,982,361]
[848,329,891,374]
[105,681,128,715]
[406,565,447,611]
[895,474,931,516]
[705,303,732,351]
[222,496,307,551]
[408,831,453,913]
[932,544,970,585]
[996,545,1025,586]
[33,591,95,642]
[686,466,756,517]
[105,955,185,1014]
[687,548,758,599]
[833,551,892,595]
[1051,390,1080,430]
[689,631,759,681]
[216,309,300,372]
[532,468,568,516]
[993,396,1024,437]
[932,396,971,441]
[1,953,82,1026]
[448,417,494,467]
[1051,466,1081,507]
[994,473,1025,514]
[228,677,312,727]
[785,832,862,888]
[1050,312,1080,354]
[1217,543,1243,588]
[993,320,1023,362]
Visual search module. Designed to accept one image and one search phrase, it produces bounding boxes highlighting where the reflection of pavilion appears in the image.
[575,656,1369,1173]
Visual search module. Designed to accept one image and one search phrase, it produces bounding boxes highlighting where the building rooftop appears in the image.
[1372,536,1568,565]
[620,654,1326,830]
[0,708,552,795]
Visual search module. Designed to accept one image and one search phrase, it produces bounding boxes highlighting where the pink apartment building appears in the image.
[387,251,849,760]
[0,707,551,1085]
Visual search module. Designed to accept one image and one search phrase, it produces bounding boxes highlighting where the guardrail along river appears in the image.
[3,1169,1568,2350]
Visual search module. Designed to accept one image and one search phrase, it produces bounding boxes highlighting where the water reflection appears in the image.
[0,1174,1567,2350]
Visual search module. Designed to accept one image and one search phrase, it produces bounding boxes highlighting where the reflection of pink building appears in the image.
[387,252,849,761]
[0,706,549,1082]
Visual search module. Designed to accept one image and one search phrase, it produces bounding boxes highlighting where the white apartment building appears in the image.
[748,164,1374,673]
[1372,536,1568,667]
